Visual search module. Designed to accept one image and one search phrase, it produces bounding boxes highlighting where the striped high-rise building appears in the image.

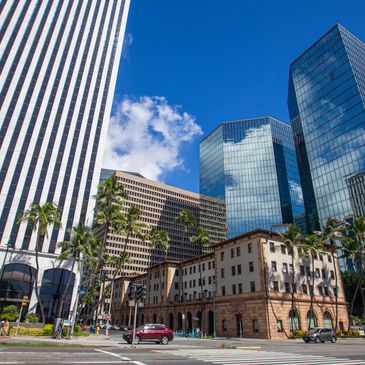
[0,1,130,322]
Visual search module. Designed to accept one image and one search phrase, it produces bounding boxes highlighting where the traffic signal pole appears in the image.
[131,299,138,349]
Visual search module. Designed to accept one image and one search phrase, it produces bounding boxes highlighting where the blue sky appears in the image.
[103,0,365,193]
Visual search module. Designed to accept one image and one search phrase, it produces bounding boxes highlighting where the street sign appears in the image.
[63,319,71,326]
[105,314,111,321]
[128,300,135,307]
[79,289,86,295]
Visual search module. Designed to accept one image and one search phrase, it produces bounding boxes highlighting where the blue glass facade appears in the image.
[288,24,365,230]
[200,117,305,238]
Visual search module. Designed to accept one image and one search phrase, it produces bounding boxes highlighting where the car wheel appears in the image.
[315,337,321,343]
[161,336,169,345]
[304,339,309,343]
[331,336,337,343]
[133,335,141,345]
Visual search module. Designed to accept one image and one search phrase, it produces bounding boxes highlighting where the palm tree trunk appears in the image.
[120,233,130,325]
[331,241,339,331]
[55,258,76,319]
[34,238,45,323]
[309,255,315,330]
[290,251,295,332]
[159,261,162,322]
[199,247,204,337]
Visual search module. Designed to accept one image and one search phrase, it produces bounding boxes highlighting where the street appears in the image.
[0,336,365,365]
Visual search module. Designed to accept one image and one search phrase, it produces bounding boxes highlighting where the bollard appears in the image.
[96,326,100,335]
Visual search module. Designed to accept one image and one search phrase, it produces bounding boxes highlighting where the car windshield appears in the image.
[307,329,320,334]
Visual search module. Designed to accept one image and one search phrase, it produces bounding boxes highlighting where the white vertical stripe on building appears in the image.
[16,0,80,249]
[86,0,131,225]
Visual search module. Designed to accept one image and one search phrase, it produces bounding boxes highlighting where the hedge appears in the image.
[8,324,54,336]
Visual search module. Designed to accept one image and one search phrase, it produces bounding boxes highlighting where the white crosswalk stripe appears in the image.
[154,349,365,365]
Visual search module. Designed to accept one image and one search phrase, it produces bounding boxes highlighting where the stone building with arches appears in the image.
[111,229,349,339]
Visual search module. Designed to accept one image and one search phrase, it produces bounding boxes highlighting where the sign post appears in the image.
[131,300,138,349]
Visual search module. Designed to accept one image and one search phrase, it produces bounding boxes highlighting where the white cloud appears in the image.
[103,96,203,181]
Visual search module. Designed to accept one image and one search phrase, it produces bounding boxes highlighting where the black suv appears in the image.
[303,328,337,343]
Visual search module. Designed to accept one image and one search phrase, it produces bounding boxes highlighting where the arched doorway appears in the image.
[323,312,333,329]
[306,310,318,329]
[169,313,174,329]
[177,312,182,330]
[0,263,36,316]
[40,268,75,323]
[187,312,192,331]
[208,311,214,335]
[159,315,164,324]
[289,309,300,331]
[153,313,157,323]
[196,311,202,329]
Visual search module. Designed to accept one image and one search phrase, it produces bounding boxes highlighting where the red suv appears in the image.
[123,324,173,345]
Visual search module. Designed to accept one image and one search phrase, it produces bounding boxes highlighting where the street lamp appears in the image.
[213,279,217,338]
[0,241,14,284]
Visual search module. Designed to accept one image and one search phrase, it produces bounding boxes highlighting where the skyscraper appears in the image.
[288,24,365,231]
[0,1,130,320]
[200,117,305,238]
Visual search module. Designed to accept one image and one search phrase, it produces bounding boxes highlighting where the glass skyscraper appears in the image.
[200,117,305,238]
[288,24,365,231]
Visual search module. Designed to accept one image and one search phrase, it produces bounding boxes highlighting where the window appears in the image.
[273,281,279,291]
[300,265,305,275]
[276,319,283,332]
[222,320,227,331]
[306,266,311,276]
[175,282,178,289]
[324,287,329,296]
[208,276,211,285]
[221,268,225,278]
[318,286,324,295]
[252,319,259,332]
[313,252,318,260]
[315,268,320,278]
[220,252,224,261]
[250,281,256,292]
[283,263,288,273]
[319,254,323,261]
[193,266,196,273]
[328,255,332,263]
[271,261,277,272]
[202,263,205,271]
[333,286,337,297]
[231,266,236,276]
[281,245,286,254]
[237,264,242,275]
[193,279,196,287]
[285,282,290,293]
[232,284,236,295]
[190,267,192,274]
[302,284,308,294]
[248,243,252,253]
[221,286,226,296]
[236,247,241,257]
[270,242,275,252]
[321,269,326,279]
[330,270,335,279]
[238,283,243,294]
[231,248,235,258]
[249,262,254,272]
[208,262,211,270]
[289,264,293,273]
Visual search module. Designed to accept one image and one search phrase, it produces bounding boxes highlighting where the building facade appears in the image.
[111,230,348,339]
[0,1,130,320]
[102,170,226,278]
[346,172,365,217]
[200,117,305,238]
[288,24,365,231]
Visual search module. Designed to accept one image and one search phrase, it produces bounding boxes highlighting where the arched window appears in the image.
[289,309,300,331]
[40,268,75,323]
[323,312,333,329]
[306,310,318,329]
[0,263,36,312]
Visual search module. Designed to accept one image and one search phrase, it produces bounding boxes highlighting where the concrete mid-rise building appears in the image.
[111,229,348,339]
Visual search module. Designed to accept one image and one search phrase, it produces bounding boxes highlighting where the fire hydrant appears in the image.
[96,326,100,335]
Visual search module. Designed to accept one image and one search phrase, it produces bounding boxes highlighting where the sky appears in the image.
[102,0,365,193]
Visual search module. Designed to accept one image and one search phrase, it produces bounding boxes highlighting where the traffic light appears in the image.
[136,285,142,300]
[128,284,136,300]
[22,296,29,306]
[100,271,109,282]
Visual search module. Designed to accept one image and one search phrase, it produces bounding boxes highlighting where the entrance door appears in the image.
[236,313,243,337]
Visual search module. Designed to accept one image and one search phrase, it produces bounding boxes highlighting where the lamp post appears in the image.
[0,241,14,284]
[213,279,216,338]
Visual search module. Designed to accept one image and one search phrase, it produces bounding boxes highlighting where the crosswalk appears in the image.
[154,348,365,365]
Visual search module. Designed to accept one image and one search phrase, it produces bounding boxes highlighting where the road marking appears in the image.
[130,362,148,365]
[94,349,130,361]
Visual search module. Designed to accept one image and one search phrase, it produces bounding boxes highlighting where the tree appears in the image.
[190,226,210,336]
[341,216,365,322]
[320,217,344,331]
[279,224,303,332]
[176,209,196,234]
[150,228,170,321]
[56,224,98,321]
[17,202,61,323]
[301,233,325,330]
[0,305,19,321]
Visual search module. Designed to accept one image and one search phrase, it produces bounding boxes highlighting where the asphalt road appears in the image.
[0,337,365,365]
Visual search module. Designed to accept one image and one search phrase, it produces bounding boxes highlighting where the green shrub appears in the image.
[74,325,81,333]
[293,330,306,337]
[26,313,40,323]
[0,305,19,321]
[42,324,54,336]
[9,327,44,336]
[349,329,361,337]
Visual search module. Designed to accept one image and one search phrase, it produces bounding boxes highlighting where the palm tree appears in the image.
[342,216,365,322]
[17,202,61,323]
[150,228,170,322]
[190,226,210,336]
[56,224,97,321]
[279,224,302,332]
[176,209,196,234]
[320,217,344,331]
[301,233,325,330]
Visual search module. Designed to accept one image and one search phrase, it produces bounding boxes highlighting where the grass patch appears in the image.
[72,331,90,337]
[0,341,95,348]
[218,343,237,349]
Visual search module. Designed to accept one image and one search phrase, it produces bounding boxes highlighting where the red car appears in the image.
[123,324,173,345]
